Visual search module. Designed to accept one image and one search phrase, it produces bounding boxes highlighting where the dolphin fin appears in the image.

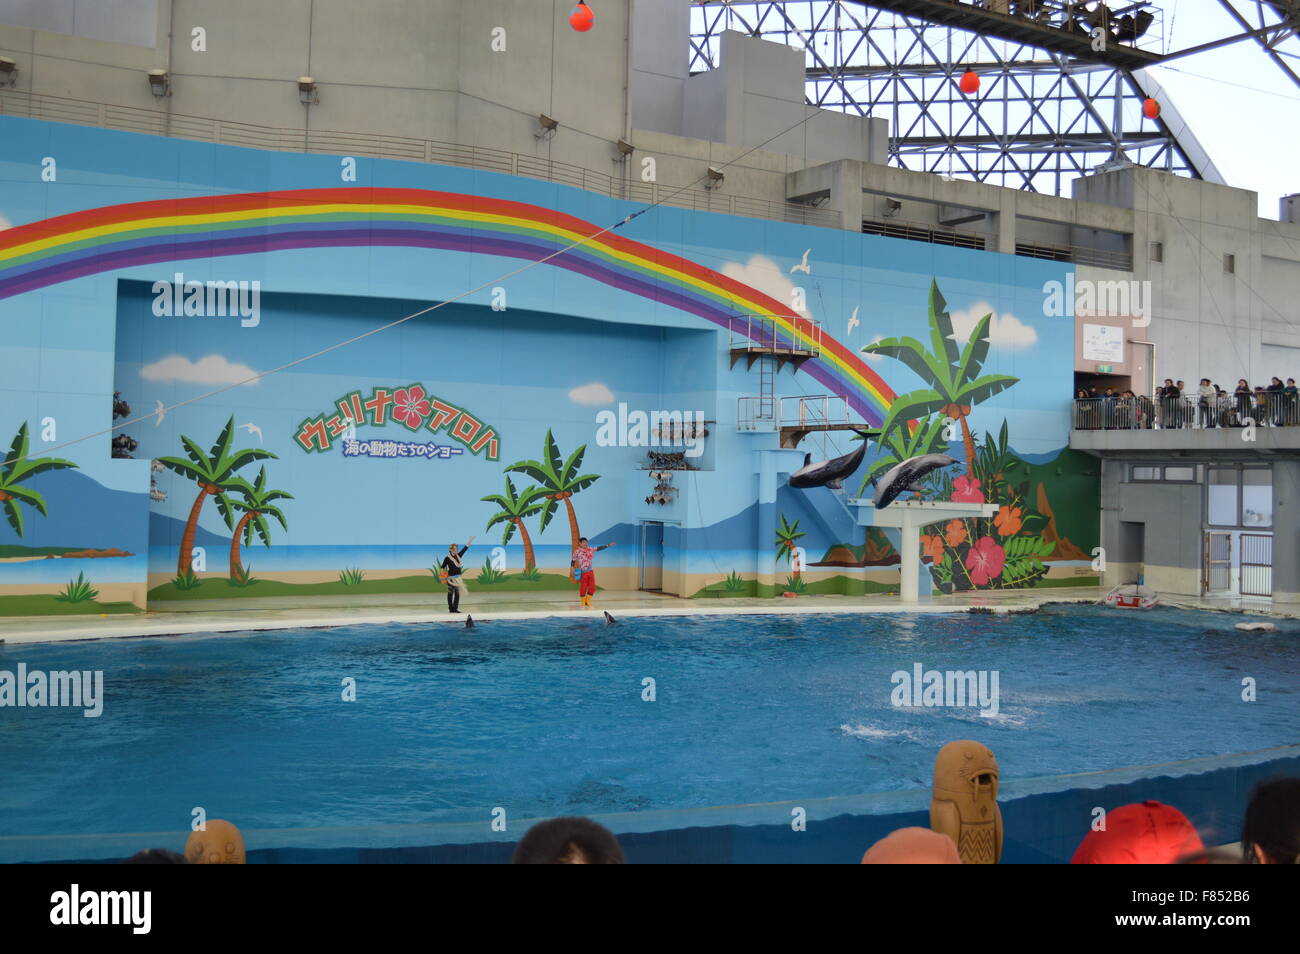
[803,453,812,467]
[826,478,843,490]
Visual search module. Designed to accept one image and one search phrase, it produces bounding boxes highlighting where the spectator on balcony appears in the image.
[1215,385,1233,428]
[1112,390,1129,428]
[1074,388,1094,429]
[1158,379,1180,429]
[1137,391,1155,429]
[1255,386,1271,427]
[1175,381,1190,428]
[1197,379,1216,429]
[1268,377,1285,426]
[1234,379,1252,426]
[1284,379,1298,426]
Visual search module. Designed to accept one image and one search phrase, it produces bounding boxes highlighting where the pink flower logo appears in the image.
[393,384,431,430]
[965,536,1006,587]
[952,474,984,503]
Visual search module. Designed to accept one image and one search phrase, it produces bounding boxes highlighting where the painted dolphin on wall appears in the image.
[872,454,958,509]
[788,431,872,490]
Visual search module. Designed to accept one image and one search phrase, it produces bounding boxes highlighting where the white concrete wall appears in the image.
[1074,167,1300,393]
[0,0,632,167]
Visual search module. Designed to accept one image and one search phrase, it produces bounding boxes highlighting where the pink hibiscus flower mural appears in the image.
[952,474,984,503]
[965,536,1006,587]
[393,384,431,430]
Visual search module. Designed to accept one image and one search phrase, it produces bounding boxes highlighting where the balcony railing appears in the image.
[726,315,821,357]
[1072,395,1300,431]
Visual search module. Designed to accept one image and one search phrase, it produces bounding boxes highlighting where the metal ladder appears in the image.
[757,354,776,424]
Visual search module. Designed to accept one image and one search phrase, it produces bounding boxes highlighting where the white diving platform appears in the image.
[846,499,1000,603]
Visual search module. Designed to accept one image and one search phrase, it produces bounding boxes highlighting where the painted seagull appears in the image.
[153,400,166,427]
[239,422,263,442]
[872,453,958,509]
[788,431,872,490]
[789,249,812,275]
[847,306,860,335]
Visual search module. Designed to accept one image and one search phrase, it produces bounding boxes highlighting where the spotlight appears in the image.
[147,68,170,98]
[297,76,318,105]
[704,166,725,190]
[0,56,16,88]
[883,197,903,217]
[614,138,634,161]
[536,113,559,140]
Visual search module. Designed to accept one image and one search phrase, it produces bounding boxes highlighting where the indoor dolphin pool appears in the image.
[1,604,1297,863]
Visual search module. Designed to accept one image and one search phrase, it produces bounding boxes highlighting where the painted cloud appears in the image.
[948,302,1038,350]
[569,382,615,405]
[721,254,810,316]
[140,354,260,386]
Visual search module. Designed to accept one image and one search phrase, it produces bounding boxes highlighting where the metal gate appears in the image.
[1203,532,1232,594]
[639,521,664,592]
[1240,533,1273,598]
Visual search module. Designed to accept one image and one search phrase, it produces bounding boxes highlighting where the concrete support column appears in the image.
[996,191,1017,255]
[899,517,920,600]
[757,449,778,594]
[1271,460,1300,604]
[832,159,864,232]
[785,159,863,232]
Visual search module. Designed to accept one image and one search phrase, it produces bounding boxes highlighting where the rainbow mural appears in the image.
[0,187,900,423]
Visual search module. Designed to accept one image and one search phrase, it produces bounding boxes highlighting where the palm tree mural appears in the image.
[505,430,601,580]
[775,514,807,580]
[157,417,275,578]
[0,423,77,538]
[226,466,292,581]
[855,414,951,496]
[482,476,545,573]
[861,280,1018,468]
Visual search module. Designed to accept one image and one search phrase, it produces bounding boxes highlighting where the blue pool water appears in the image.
[1,605,1296,858]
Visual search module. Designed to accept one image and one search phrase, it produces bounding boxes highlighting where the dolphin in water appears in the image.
[872,454,958,509]
[788,431,873,490]
[465,615,475,629]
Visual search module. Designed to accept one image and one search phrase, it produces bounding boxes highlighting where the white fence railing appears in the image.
[1073,394,1300,430]
[0,89,843,230]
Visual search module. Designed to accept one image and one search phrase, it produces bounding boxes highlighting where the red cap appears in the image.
[1071,801,1205,864]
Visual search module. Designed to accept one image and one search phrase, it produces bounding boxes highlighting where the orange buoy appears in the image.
[959,70,980,94]
[569,1,594,32]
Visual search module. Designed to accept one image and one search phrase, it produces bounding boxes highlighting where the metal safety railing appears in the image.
[1072,395,1300,431]
[780,394,863,429]
[736,393,864,434]
[1014,239,1133,271]
[737,396,777,431]
[726,314,822,356]
[0,89,843,230]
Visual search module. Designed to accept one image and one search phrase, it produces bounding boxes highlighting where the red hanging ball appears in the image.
[569,2,594,32]
[1142,97,1160,120]
[958,70,980,94]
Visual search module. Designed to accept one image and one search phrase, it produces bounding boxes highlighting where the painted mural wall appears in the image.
[0,116,1099,614]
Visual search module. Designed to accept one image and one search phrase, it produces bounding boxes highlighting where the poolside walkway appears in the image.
[0,586,1088,644]
[0,585,1289,645]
